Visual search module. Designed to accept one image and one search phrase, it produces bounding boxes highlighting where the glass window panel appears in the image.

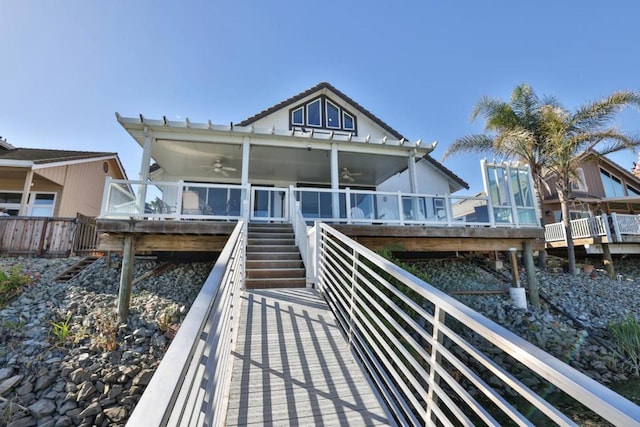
[0,192,22,204]
[627,186,640,196]
[601,170,624,197]
[292,107,304,125]
[326,101,340,129]
[306,99,321,127]
[31,207,53,216]
[343,112,354,130]
[33,193,55,205]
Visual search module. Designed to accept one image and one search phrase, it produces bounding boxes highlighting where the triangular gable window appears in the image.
[290,96,357,134]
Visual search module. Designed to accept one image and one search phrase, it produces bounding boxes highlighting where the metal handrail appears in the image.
[316,223,640,426]
[126,221,246,426]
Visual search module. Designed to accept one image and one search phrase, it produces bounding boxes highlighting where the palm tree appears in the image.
[443,84,556,269]
[538,91,640,275]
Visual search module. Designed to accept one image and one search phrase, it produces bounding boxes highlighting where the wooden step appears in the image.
[246,268,306,279]
[246,252,302,261]
[247,238,296,246]
[246,260,304,269]
[246,245,299,253]
[54,256,101,282]
[245,277,307,289]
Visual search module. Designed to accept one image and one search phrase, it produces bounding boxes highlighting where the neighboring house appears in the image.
[541,152,640,225]
[0,146,127,217]
[111,82,477,223]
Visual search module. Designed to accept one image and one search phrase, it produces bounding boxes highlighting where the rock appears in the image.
[28,399,56,418]
[35,375,55,392]
[57,400,77,415]
[69,368,90,384]
[0,374,23,396]
[104,406,127,423]
[0,366,15,381]
[76,381,96,402]
[7,417,36,427]
[132,369,154,386]
[16,381,33,396]
[77,401,101,419]
[54,416,73,427]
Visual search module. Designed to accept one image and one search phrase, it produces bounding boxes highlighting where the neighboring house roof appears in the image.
[237,81,468,190]
[421,155,469,190]
[0,138,14,151]
[0,148,117,164]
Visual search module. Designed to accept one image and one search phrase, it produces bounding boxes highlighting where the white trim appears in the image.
[306,98,322,127]
[342,110,355,131]
[26,191,57,217]
[325,99,341,129]
[30,155,120,170]
[0,160,34,167]
[291,106,304,126]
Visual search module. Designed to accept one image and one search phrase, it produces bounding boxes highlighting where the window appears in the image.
[601,170,625,197]
[342,111,355,130]
[27,193,55,217]
[627,185,640,196]
[306,99,322,127]
[289,96,357,133]
[291,107,304,126]
[571,168,588,192]
[0,191,22,216]
[326,100,340,129]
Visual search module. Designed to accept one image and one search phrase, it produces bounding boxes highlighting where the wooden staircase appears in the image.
[245,223,306,289]
[54,255,102,282]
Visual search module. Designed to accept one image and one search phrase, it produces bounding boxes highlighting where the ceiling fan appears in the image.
[340,167,362,182]
[201,159,237,177]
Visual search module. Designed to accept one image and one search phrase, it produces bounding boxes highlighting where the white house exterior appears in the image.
[103,82,537,228]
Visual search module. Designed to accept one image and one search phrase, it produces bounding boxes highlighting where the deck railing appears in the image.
[100,178,249,221]
[543,213,640,244]
[126,221,246,427]
[316,223,640,426]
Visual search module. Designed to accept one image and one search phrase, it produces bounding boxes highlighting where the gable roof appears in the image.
[237,82,405,140]
[0,148,117,164]
[237,81,468,190]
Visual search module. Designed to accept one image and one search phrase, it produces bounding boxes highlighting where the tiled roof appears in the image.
[0,148,116,164]
[237,82,468,189]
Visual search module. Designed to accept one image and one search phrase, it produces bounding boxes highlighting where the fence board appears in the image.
[0,217,89,257]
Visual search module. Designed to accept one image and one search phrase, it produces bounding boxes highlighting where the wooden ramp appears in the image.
[226,289,392,426]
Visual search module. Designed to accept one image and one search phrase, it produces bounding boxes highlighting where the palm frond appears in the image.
[441,134,495,161]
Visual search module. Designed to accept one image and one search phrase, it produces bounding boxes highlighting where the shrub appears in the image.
[0,265,33,307]
[608,315,640,375]
[50,313,73,344]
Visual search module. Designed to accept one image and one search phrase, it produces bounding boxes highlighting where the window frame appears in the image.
[571,167,588,192]
[306,98,323,128]
[0,190,23,216]
[288,96,357,134]
[26,192,56,217]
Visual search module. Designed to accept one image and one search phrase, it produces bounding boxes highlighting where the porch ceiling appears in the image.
[151,138,410,187]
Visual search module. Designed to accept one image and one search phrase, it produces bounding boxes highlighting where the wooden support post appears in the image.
[118,235,135,321]
[523,241,540,309]
[508,248,520,287]
[105,251,111,269]
[602,243,615,279]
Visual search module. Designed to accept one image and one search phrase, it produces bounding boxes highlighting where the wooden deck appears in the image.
[226,289,392,426]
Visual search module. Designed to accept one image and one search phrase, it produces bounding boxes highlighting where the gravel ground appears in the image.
[1,253,638,426]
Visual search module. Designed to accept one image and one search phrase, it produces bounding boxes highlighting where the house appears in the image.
[106,82,481,223]
[542,152,640,224]
[0,142,127,217]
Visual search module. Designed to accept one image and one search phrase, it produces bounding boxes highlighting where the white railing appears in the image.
[100,178,249,221]
[611,213,640,236]
[570,215,608,240]
[544,222,566,242]
[126,221,246,427]
[316,223,640,426]
[100,178,542,229]
[292,187,539,228]
[289,189,315,286]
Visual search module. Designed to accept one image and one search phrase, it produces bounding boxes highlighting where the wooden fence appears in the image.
[0,214,99,257]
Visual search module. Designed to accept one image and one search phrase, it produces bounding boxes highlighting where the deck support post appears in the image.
[602,243,615,279]
[118,235,136,321]
[523,241,540,308]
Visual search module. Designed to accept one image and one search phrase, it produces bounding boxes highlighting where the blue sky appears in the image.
[2,1,640,194]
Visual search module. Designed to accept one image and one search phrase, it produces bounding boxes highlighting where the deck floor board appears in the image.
[226,288,392,426]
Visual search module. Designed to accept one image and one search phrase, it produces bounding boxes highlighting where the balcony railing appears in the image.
[100,178,541,228]
[544,213,640,244]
